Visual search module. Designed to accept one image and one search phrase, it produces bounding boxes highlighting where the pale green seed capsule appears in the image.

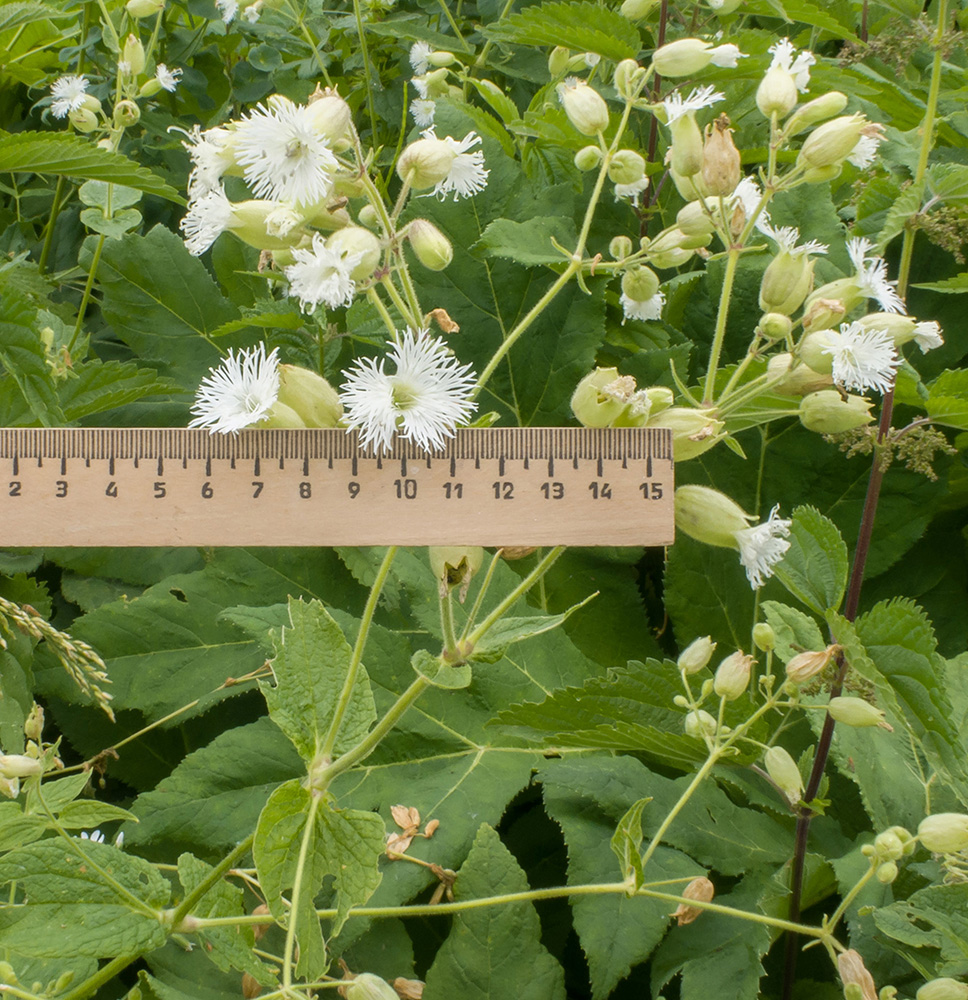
[918,813,968,854]
[677,635,716,674]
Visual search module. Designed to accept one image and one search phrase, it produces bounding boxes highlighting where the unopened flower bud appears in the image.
[652,39,712,77]
[609,149,646,186]
[326,226,381,280]
[276,365,342,428]
[642,385,674,413]
[548,46,571,77]
[126,0,164,15]
[650,408,725,461]
[558,79,610,136]
[838,950,878,1000]
[574,145,603,171]
[609,235,634,260]
[426,49,455,68]
[760,251,815,316]
[621,266,660,304]
[918,813,968,854]
[669,113,704,178]
[875,860,898,884]
[759,313,794,342]
[345,975,399,1000]
[756,66,798,119]
[122,34,146,76]
[358,204,379,229]
[429,546,484,599]
[571,367,636,427]
[305,89,353,145]
[884,825,916,856]
[798,114,868,169]
[676,201,716,237]
[684,709,717,740]
[801,288,851,332]
[784,92,849,135]
[873,830,905,862]
[113,99,141,127]
[753,623,775,652]
[799,390,873,434]
[713,651,752,700]
[138,78,163,97]
[614,58,643,98]
[397,138,455,189]
[0,754,43,779]
[674,484,751,548]
[408,218,453,271]
[828,696,892,730]
[678,635,716,674]
[785,644,840,683]
[261,401,306,428]
[917,980,968,1000]
[801,163,844,185]
[620,0,659,18]
[764,746,803,805]
[24,704,44,742]
[70,108,99,132]
[670,876,714,925]
[768,354,832,396]
[701,117,741,196]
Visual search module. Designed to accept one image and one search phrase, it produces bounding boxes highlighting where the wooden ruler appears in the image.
[0,427,674,547]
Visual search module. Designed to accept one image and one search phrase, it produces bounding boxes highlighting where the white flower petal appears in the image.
[156,64,182,92]
[620,290,665,323]
[432,132,488,201]
[180,187,235,256]
[847,134,880,169]
[189,343,281,434]
[848,238,905,313]
[234,102,338,207]
[913,320,943,353]
[284,232,361,313]
[734,506,791,589]
[662,85,724,126]
[821,321,900,393]
[709,43,744,68]
[409,41,432,75]
[410,98,436,128]
[340,328,477,454]
[50,75,88,118]
[215,0,237,22]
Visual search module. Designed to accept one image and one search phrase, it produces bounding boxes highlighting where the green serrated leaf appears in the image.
[259,597,376,763]
[177,853,276,985]
[423,824,566,1000]
[925,369,968,430]
[760,601,826,663]
[0,132,181,203]
[873,883,968,978]
[0,1,72,33]
[913,273,968,293]
[482,1,641,60]
[927,163,968,204]
[59,360,179,421]
[471,596,593,662]
[473,216,577,266]
[57,800,138,829]
[876,181,924,252]
[773,506,848,614]
[465,78,520,127]
[79,206,143,238]
[0,288,63,427]
[208,310,306,339]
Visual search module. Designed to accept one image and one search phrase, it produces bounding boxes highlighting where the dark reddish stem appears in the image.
[860,0,869,42]
[779,388,895,1000]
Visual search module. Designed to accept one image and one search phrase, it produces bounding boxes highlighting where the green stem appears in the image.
[459,549,502,641]
[350,0,379,144]
[320,676,431,786]
[59,952,140,1000]
[379,274,418,331]
[94,0,120,53]
[467,546,565,646]
[895,0,947,299]
[366,286,400,338]
[38,176,66,276]
[189,882,826,938]
[68,233,106,356]
[296,20,334,88]
[703,247,740,405]
[281,795,321,991]
[439,587,459,659]
[434,0,469,48]
[171,833,254,924]
[823,862,876,935]
[474,0,515,67]
[320,546,397,759]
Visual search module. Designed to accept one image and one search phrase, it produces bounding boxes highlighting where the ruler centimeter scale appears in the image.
[0,427,674,547]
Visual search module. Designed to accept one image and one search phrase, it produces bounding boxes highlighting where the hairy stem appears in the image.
[282,795,321,991]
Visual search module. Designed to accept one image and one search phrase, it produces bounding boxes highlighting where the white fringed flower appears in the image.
[913,320,943,352]
[176,125,237,198]
[410,41,432,75]
[709,43,745,68]
[180,186,235,256]
[662,85,724,126]
[768,38,815,92]
[763,224,828,257]
[155,64,182,92]
[731,176,773,236]
[822,321,900,393]
[432,132,489,201]
[847,134,881,169]
[340,328,477,453]
[284,233,362,313]
[847,237,905,313]
[614,175,649,205]
[621,289,665,323]
[189,343,281,434]
[215,0,237,21]
[735,506,791,589]
[234,101,338,207]
[50,75,89,118]
[242,2,261,21]
[410,98,436,127]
